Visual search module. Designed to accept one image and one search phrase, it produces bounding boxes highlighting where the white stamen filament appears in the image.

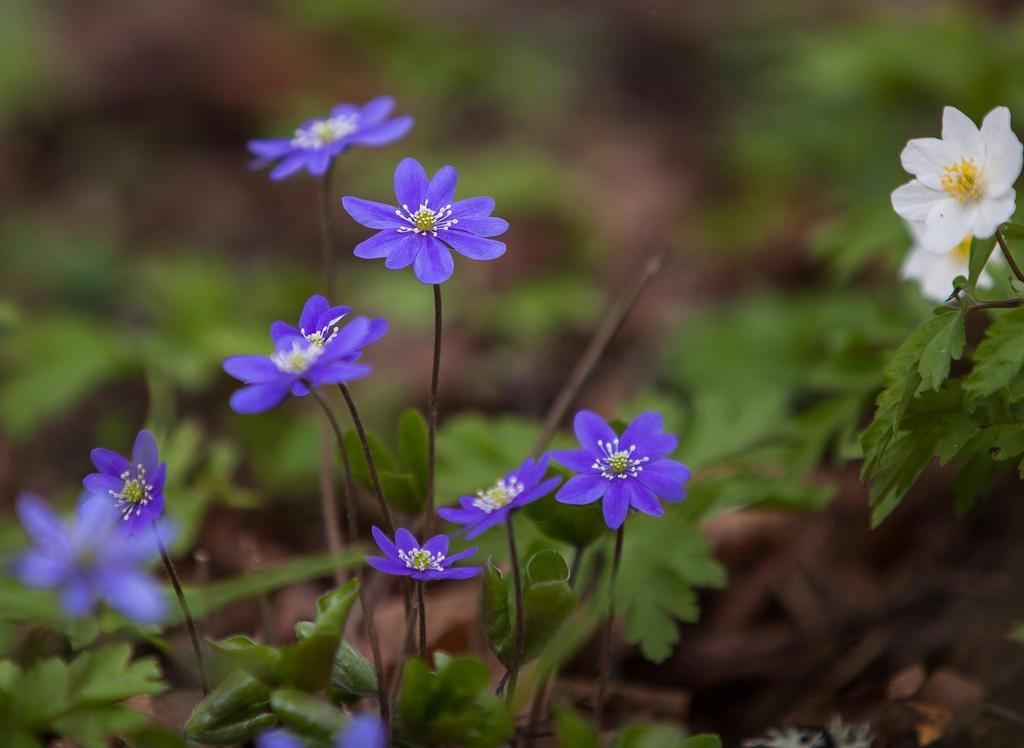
[291,113,360,150]
[472,476,525,513]
[109,463,155,521]
[271,340,323,374]
[395,198,458,237]
[594,438,649,480]
[399,547,445,572]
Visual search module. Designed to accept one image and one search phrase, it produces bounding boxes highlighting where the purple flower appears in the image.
[14,493,167,624]
[256,716,384,748]
[437,456,561,539]
[83,429,166,534]
[337,716,386,748]
[341,157,509,285]
[269,294,388,358]
[551,411,691,530]
[223,311,383,414]
[248,96,413,181]
[366,527,482,582]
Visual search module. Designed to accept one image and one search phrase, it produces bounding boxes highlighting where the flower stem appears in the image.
[426,283,443,532]
[417,581,427,660]
[310,388,390,736]
[966,298,1023,315]
[154,523,209,695]
[338,383,395,535]
[309,389,351,582]
[318,163,337,298]
[532,250,663,455]
[996,226,1024,285]
[504,513,526,705]
[595,526,624,731]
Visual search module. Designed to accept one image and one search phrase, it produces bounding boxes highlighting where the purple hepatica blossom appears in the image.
[341,157,509,285]
[223,314,380,414]
[437,456,561,539]
[551,411,691,530]
[257,716,384,748]
[248,96,413,181]
[14,493,167,624]
[367,527,482,582]
[269,294,388,358]
[83,429,166,534]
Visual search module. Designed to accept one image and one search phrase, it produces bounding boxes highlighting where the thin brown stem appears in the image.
[426,284,443,532]
[337,383,395,535]
[417,581,427,660]
[504,514,526,705]
[318,164,337,298]
[154,523,209,695]
[966,298,1022,315]
[312,388,390,736]
[309,389,350,582]
[996,227,1024,285]
[532,250,663,455]
[595,526,624,731]
[318,420,345,585]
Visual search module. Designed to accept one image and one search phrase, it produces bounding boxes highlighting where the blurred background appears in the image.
[5,0,1024,744]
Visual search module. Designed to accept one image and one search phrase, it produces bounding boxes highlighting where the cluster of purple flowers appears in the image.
[14,430,171,624]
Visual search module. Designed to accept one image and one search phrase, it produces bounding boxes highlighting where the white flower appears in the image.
[900,222,995,302]
[892,106,1022,254]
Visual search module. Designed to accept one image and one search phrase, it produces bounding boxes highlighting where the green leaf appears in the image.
[555,706,601,747]
[862,310,962,479]
[483,551,576,668]
[328,641,378,702]
[270,688,346,742]
[614,723,695,748]
[917,308,965,392]
[964,306,1024,401]
[396,656,513,747]
[210,637,282,686]
[523,466,606,548]
[279,581,359,692]
[617,515,726,663]
[185,669,271,744]
[399,408,430,500]
[968,236,997,293]
[481,561,511,659]
[343,429,423,515]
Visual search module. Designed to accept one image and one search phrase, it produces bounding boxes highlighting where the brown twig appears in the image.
[532,250,664,455]
[154,523,209,695]
[426,284,443,532]
[337,383,395,535]
[995,226,1024,285]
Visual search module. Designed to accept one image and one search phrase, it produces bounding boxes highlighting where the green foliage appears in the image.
[482,549,576,668]
[0,644,166,748]
[185,669,273,745]
[210,581,359,692]
[616,514,727,663]
[270,688,347,744]
[344,408,428,515]
[396,656,513,747]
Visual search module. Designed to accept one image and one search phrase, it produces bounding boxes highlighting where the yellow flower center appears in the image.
[398,547,444,572]
[940,158,983,202]
[412,207,437,232]
[606,452,631,475]
[121,479,145,503]
[472,477,525,513]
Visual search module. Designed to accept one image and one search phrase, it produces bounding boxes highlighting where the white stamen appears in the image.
[290,113,360,150]
[271,340,324,374]
[399,547,445,572]
[472,476,525,513]
[394,198,459,237]
[593,438,649,480]
[109,463,155,520]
